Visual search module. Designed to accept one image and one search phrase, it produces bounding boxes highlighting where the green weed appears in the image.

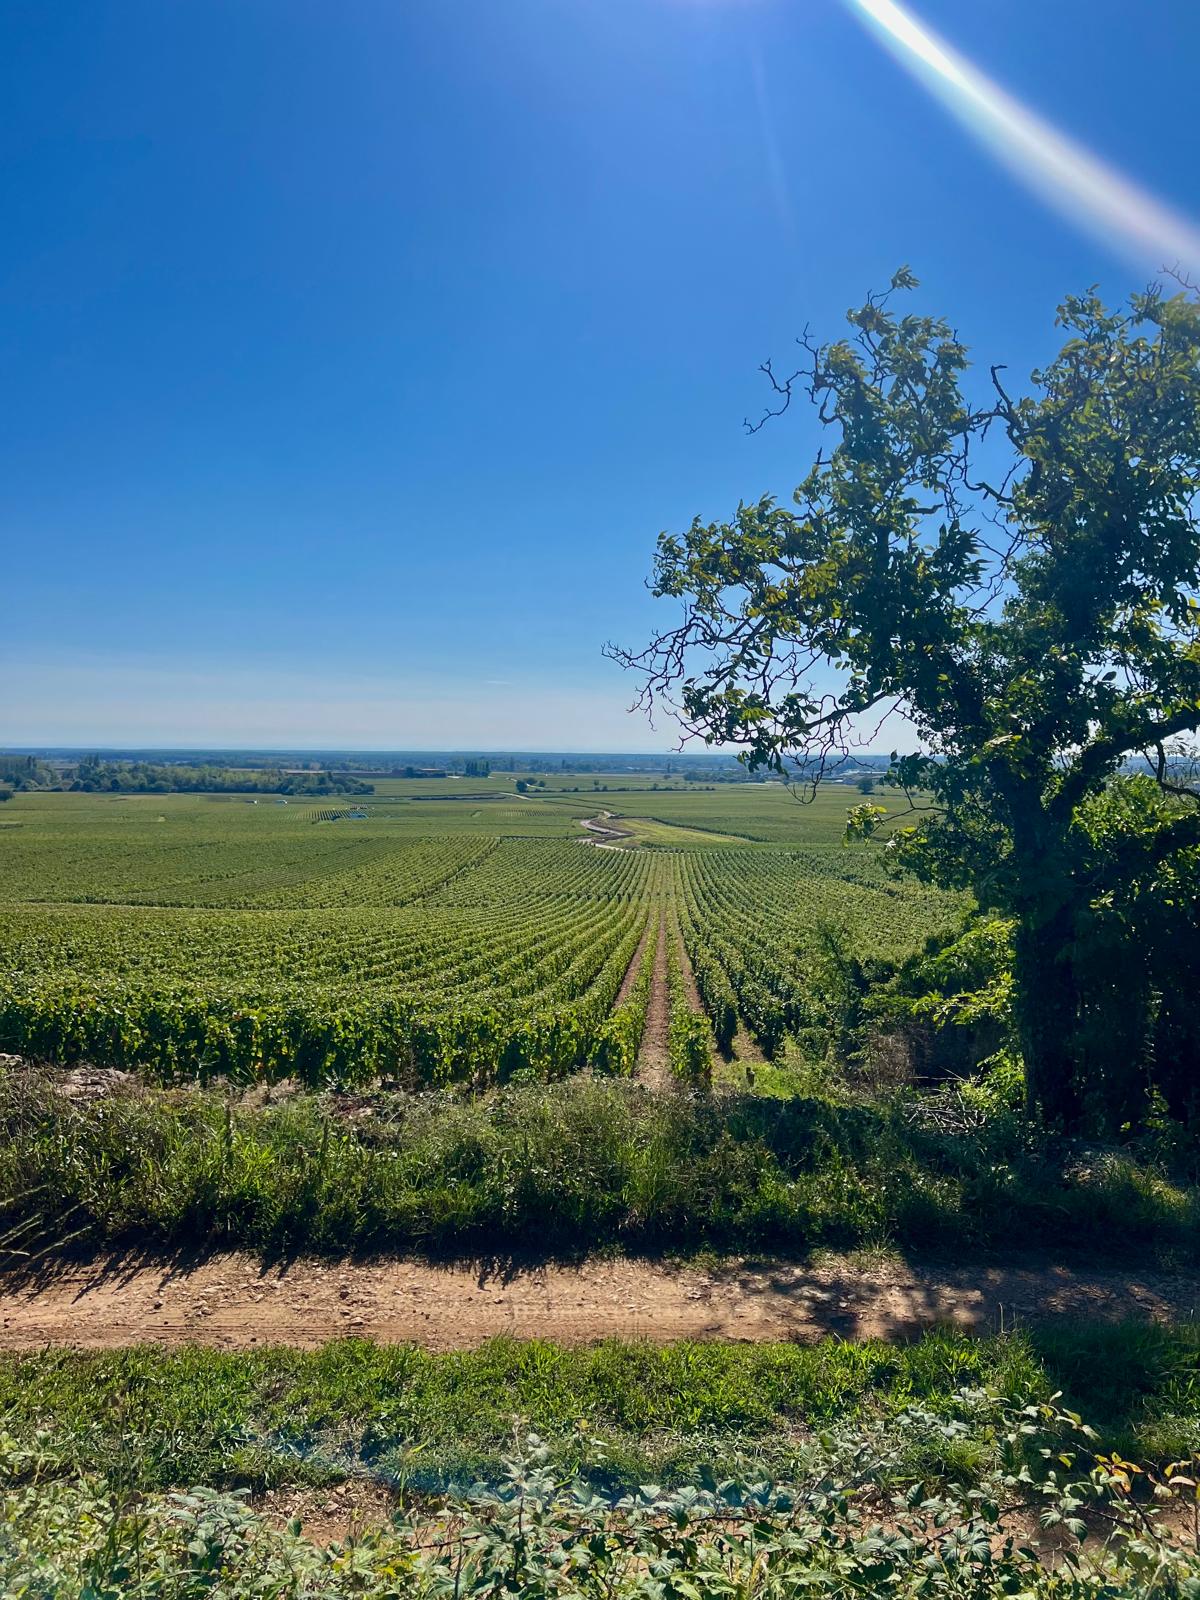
[3,1070,1198,1263]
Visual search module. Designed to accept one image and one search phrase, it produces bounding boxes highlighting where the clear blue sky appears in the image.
[4,0,1198,750]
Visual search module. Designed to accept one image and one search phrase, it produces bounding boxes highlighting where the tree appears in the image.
[610,271,1200,1131]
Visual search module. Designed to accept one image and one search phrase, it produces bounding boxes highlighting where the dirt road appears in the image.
[2,1253,1195,1352]
[579,812,632,845]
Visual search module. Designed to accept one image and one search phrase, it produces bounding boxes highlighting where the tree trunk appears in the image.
[1013,909,1082,1130]
[1073,924,1151,1133]
[1153,984,1200,1124]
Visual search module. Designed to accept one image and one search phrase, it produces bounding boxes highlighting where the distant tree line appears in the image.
[0,755,55,791]
[67,758,373,797]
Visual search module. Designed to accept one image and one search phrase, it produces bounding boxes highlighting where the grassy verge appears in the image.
[9,1398,1200,1600]
[2,1069,1197,1264]
[4,1326,1200,1496]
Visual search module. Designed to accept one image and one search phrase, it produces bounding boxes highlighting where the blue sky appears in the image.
[4,0,1199,750]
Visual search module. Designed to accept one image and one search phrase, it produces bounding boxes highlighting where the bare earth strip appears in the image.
[2,1255,1197,1352]
[635,916,672,1090]
[613,914,654,1008]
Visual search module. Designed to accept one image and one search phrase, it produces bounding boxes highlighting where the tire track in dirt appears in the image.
[2,1254,1196,1353]
[578,813,633,848]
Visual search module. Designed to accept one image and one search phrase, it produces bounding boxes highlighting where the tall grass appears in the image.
[1,1069,1197,1263]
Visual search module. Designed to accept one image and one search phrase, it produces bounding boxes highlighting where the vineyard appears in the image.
[0,785,956,1087]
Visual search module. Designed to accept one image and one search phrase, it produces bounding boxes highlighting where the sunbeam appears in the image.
[846,0,1200,277]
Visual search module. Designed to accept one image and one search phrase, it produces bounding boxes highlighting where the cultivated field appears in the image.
[5,776,1200,1590]
[0,780,955,1085]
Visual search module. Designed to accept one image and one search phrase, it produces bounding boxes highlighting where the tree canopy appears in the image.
[612,271,1200,1132]
[68,759,374,797]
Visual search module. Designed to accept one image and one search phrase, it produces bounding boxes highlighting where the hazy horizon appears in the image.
[6,743,897,762]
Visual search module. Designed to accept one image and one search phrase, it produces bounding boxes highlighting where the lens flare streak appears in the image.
[846,0,1200,277]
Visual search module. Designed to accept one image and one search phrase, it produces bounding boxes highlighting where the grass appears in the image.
[3,1325,1200,1497]
[8,1387,1199,1600]
[2,1069,1198,1265]
[602,815,754,848]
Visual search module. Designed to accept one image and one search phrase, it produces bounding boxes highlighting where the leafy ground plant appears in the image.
[5,1397,1200,1597]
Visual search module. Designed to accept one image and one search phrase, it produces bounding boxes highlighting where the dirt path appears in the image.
[2,1254,1197,1353]
[579,812,632,846]
[728,1025,767,1070]
[636,916,672,1090]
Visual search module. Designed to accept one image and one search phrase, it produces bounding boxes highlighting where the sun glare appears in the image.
[847,0,1200,277]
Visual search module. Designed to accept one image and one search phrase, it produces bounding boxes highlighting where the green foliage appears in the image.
[9,1326,1200,1502]
[0,1329,1047,1495]
[0,794,953,1087]
[614,274,1200,1132]
[0,905,647,1089]
[590,914,658,1077]
[602,782,864,844]
[874,916,1017,1079]
[674,847,951,1059]
[0,753,53,790]
[6,1398,1200,1597]
[0,833,658,1087]
[3,1070,1198,1263]
[666,941,711,1085]
[69,756,374,795]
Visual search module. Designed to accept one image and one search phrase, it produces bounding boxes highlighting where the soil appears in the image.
[258,1479,399,1545]
[579,812,632,845]
[728,1025,767,1067]
[635,917,672,1090]
[2,1253,1196,1353]
[613,917,653,1009]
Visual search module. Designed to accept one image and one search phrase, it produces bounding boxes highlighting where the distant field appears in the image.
[366,772,716,799]
[593,782,871,845]
[0,781,951,1084]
